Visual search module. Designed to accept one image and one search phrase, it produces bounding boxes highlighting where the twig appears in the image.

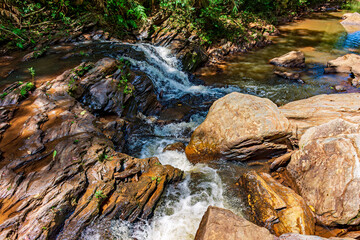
[23,7,46,17]
[0,26,25,41]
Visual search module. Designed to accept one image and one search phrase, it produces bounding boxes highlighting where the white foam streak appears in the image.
[119,43,241,100]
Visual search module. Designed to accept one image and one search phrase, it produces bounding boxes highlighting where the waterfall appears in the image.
[100,42,241,101]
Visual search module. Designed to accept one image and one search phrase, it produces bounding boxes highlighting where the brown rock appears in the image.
[287,119,360,226]
[239,171,315,236]
[334,85,347,92]
[341,12,360,33]
[163,142,186,152]
[0,60,183,239]
[270,51,306,68]
[270,152,294,171]
[274,71,301,80]
[185,92,291,164]
[351,77,360,87]
[326,54,360,76]
[194,206,275,240]
[280,93,360,139]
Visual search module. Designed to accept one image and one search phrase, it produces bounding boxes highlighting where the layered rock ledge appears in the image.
[0,58,183,239]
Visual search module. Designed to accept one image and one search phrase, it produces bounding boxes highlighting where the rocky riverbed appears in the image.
[1,9,360,240]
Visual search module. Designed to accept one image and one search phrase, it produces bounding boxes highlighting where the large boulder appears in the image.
[239,171,315,236]
[326,54,360,76]
[185,92,292,164]
[270,51,305,68]
[195,206,275,240]
[287,119,360,226]
[280,93,360,139]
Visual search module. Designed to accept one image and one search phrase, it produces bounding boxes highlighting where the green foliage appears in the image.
[53,150,57,160]
[95,190,107,199]
[28,67,35,81]
[342,0,360,11]
[98,151,112,162]
[0,92,8,99]
[103,0,147,29]
[19,82,35,97]
[0,0,340,52]
[116,61,134,95]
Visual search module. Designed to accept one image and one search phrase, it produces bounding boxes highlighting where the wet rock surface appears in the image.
[270,51,306,68]
[239,171,315,236]
[185,92,292,163]
[163,142,186,153]
[0,59,183,239]
[66,58,162,118]
[287,119,360,226]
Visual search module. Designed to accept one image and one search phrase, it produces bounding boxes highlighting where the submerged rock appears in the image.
[185,92,291,164]
[334,85,347,92]
[195,206,275,240]
[0,60,183,239]
[270,51,306,68]
[287,119,360,226]
[274,71,301,81]
[163,142,186,153]
[239,171,315,236]
[280,93,360,139]
[351,77,360,87]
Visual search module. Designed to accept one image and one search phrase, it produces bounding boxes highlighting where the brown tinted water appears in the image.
[199,11,360,105]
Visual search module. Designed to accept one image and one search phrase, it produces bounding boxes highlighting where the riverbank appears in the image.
[0,0,346,72]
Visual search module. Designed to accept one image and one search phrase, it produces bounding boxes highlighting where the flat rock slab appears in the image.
[279,93,360,139]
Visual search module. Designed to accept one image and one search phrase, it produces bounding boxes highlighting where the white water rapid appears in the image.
[81,43,243,240]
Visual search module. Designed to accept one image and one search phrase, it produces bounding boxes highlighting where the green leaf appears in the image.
[53,150,57,159]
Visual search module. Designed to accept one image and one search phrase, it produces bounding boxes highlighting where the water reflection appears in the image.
[199,11,360,105]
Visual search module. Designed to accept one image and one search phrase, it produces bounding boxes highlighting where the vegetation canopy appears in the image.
[0,0,349,50]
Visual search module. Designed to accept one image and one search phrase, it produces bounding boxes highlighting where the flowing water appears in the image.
[1,10,360,240]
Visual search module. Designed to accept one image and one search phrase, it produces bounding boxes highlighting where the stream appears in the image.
[1,10,360,240]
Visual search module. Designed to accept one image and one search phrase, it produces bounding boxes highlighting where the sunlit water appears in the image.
[199,11,360,105]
